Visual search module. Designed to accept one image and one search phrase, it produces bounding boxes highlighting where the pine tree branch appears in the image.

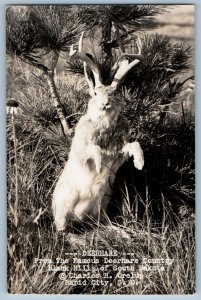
[21,54,49,73]
[180,75,195,87]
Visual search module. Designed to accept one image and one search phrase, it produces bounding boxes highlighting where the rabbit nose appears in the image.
[103,103,111,109]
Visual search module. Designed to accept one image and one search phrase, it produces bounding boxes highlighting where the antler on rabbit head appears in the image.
[52,33,144,232]
[69,31,142,115]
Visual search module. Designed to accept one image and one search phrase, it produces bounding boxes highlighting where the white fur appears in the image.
[52,86,144,231]
[122,142,144,170]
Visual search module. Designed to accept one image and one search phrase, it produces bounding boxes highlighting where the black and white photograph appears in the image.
[6,4,195,294]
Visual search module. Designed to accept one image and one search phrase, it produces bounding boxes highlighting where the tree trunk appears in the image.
[45,71,72,136]
[22,53,72,136]
[101,19,113,75]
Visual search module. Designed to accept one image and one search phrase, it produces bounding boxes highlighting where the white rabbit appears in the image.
[52,33,144,231]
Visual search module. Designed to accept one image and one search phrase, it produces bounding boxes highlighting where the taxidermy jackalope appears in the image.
[52,32,144,231]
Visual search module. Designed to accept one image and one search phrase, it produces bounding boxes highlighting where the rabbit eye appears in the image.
[108,90,116,97]
[94,92,97,96]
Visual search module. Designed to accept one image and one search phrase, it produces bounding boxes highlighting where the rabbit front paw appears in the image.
[122,142,144,170]
[91,145,102,174]
[95,157,102,174]
[84,145,102,173]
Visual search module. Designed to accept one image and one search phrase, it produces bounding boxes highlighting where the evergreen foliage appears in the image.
[6,6,83,68]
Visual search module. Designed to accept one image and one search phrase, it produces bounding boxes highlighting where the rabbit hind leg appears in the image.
[52,186,78,231]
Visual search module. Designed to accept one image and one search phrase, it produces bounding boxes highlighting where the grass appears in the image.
[8,219,195,294]
[7,49,195,294]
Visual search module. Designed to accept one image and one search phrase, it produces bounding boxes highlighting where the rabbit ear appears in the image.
[83,62,96,95]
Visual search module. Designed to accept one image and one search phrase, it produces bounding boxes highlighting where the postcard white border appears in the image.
[1,1,200,299]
